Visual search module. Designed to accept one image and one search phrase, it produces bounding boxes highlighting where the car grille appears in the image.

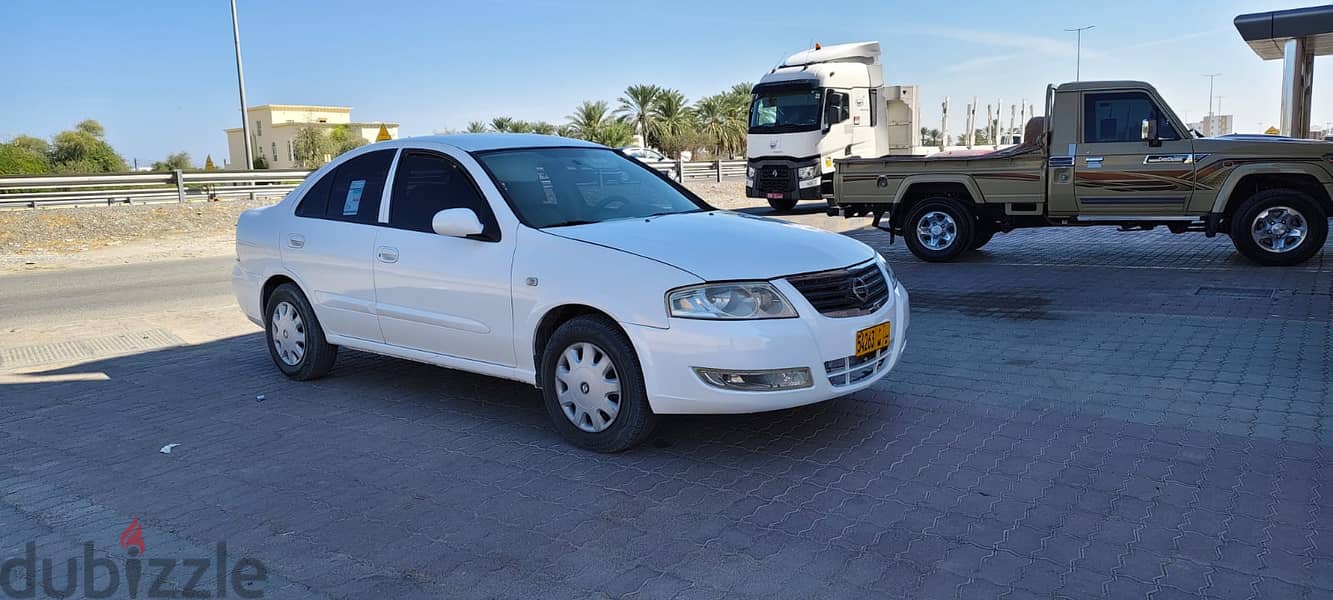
[755,165,792,192]
[786,262,889,317]
[824,346,891,387]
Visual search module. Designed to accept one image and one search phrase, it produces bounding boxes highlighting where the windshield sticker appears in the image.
[342,180,366,216]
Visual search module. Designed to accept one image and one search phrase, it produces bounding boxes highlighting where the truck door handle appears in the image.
[376,246,399,263]
[1084,156,1104,167]
[287,234,305,248]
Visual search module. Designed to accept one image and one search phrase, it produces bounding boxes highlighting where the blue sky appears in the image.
[2,0,1329,166]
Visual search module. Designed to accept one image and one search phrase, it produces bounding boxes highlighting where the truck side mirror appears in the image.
[1140,119,1160,146]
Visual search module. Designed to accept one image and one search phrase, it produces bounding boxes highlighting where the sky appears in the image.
[2,0,1330,167]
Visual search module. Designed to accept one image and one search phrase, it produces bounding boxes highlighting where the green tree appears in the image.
[328,125,367,155]
[465,121,489,133]
[694,94,747,158]
[506,120,536,134]
[651,89,694,158]
[151,151,192,171]
[490,117,516,133]
[531,121,557,135]
[597,120,635,147]
[8,135,50,158]
[566,100,614,142]
[48,119,126,173]
[616,84,662,147]
[293,126,331,168]
[0,143,49,174]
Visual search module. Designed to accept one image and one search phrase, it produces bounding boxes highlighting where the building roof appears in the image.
[1235,4,1333,59]
[250,104,353,112]
[223,122,401,133]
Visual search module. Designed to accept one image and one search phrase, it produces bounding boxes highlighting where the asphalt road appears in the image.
[0,255,236,329]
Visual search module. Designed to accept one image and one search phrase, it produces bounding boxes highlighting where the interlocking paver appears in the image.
[2,226,1331,598]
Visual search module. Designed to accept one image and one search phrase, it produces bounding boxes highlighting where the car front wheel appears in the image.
[540,315,656,452]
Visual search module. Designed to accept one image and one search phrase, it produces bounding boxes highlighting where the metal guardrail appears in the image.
[0,160,747,209]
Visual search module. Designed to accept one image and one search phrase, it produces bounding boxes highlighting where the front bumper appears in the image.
[625,279,910,414]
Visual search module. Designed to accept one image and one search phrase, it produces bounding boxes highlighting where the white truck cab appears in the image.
[746,41,919,211]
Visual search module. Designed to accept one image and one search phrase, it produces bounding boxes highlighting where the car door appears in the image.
[1074,91,1196,215]
[280,149,396,343]
[372,148,518,366]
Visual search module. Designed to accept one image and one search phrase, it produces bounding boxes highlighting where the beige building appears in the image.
[224,105,399,170]
[1187,114,1234,137]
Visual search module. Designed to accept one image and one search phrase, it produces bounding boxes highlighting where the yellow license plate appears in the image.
[854,322,891,356]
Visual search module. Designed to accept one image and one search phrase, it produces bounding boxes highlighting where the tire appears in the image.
[969,224,996,251]
[264,283,338,380]
[767,196,798,212]
[902,197,975,262]
[1228,188,1328,266]
[539,315,657,452]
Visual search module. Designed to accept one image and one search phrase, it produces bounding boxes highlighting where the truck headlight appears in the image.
[746,166,756,178]
[667,282,797,320]
[797,165,819,180]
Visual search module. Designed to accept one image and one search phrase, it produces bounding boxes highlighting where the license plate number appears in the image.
[766,193,784,199]
[854,322,891,356]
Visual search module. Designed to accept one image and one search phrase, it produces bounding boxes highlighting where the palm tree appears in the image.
[567,100,614,142]
[531,121,557,135]
[651,89,694,158]
[465,121,488,134]
[616,84,662,147]
[490,117,516,133]
[507,120,535,134]
[694,94,745,158]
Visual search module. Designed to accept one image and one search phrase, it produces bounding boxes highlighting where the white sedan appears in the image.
[232,134,909,451]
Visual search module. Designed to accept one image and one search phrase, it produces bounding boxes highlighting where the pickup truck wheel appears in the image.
[264,283,338,380]
[903,198,974,261]
[1229,189,1327,266]
[767,197,798,212]
[540,315,657,452]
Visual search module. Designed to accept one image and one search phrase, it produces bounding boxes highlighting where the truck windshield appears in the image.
[475,147,707,228]
[749,88,824,134]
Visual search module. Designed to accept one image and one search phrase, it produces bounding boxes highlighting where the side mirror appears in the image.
[1140,118,1159,143]
[432,208,485,238]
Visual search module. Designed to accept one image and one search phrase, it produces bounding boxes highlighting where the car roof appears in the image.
[398,133,604,152]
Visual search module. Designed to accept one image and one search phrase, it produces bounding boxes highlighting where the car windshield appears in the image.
[476,147,707,228]
[749,87,823,133]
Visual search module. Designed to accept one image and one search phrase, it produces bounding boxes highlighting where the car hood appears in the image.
[546,211,875,281]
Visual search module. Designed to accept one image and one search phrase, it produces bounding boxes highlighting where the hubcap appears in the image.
[554,342,621,433]
[1250,206,1308,254]
[916,211,958,251]
[270,301,307,366]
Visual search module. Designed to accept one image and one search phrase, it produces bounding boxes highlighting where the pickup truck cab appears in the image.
[832,80,1333,266]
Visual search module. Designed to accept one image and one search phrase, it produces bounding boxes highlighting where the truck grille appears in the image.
[786,262,889,317]
[755,165,792,192]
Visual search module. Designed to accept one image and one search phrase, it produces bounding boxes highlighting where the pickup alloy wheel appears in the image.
[1229,188,1328,266]
[903,197,975,262]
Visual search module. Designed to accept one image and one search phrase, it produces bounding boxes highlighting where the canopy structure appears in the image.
[1235,4,1333,137]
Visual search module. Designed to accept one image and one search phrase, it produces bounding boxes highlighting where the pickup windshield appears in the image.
[476,147,707,228]
[749,87,823,134]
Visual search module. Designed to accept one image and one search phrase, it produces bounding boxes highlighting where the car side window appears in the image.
[294,170,333,218]
[323,149,395,224]
[388,151,499,240]
[1083,92,1179,143]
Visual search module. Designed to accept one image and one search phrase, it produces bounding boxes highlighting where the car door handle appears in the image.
[287,234,305,248]
[376,246,399,263]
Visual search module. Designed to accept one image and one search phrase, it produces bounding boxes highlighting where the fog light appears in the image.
[693,367,813,391]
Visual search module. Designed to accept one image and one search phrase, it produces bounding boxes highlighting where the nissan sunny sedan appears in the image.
[232,134,909,451]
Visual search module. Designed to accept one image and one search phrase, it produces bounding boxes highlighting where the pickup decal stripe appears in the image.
[1079,196,1185,205]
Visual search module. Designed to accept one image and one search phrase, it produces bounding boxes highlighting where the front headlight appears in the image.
[797,165,819,180]
[667,282,797,319]
[746,166,756,178]
[875,252,896,283]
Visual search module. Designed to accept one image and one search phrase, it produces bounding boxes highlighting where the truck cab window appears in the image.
[824,91,850,128]
[1083,92,1179,143]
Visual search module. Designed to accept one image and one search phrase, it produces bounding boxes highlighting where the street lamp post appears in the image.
[1065,25,1095,81]
[231,0,253,170]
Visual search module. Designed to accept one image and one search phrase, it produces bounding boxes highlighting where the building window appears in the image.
[272,142,278,163]
[317,118,327,123]
[255,120,262,137]
[287,140,294,162]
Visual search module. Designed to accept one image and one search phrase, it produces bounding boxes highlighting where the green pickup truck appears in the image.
[831,80,1333,266]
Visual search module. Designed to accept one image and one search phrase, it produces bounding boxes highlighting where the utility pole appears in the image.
[966,97,977,148]
[1203,73,1221,118]
[940,97,949,150]
[1065,25,1095,81]
[231,0,254,170]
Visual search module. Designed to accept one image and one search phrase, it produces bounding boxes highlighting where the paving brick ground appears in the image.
[2,224,1331,599]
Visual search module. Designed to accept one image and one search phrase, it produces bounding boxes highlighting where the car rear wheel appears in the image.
[540,315,656,452]
[902,197,975,261]
[1229,188,1327,266]
[767,197,798,212]
[264,283,337,380]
